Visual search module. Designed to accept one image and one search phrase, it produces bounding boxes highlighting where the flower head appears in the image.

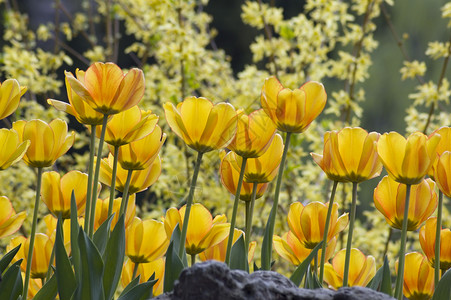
[0,128,30,170]
[24,233,53,279]
[0,79,27,120]
[428,126,451,179]
[396,252,434,300]
[94,195,136,231]
[434,151,451,198]
[121,258,165,296]
[0,196,26,239]
[419,217,451,271]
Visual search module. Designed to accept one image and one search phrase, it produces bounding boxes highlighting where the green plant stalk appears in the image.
[119,169,134,217]
[44,213,62,283]
[24,167,43,295]
[132,262,139,280]
[342,182,358,287]
[225,157,247,265]
[191,254,196,266]
[263,132,292,270]
[107,145,120,217]
[88,114,109,237]
[245,182,258,257]
[84,124,97,232]
[319,180,339,284]
[394,184,411,300]
[179,151,204,258]
[435,191,444,287]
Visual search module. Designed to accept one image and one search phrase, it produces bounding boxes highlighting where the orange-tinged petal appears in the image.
[435,151,451,198]
[301,81,327,129]
[275,88,304,132]
[324,263,342,289]
[273,233,302,265]
[197,223,229,254]
[111,68,145,113]
[0,210,26,239]
[300,202,323,248]
[261,76,282,122]
[377,132,406,181]
[0,79,24,120]
[163,102,192,145]
[287,202,304,242]
[164,207,182,239]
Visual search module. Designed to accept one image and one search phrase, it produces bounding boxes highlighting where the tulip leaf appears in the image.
[33,273,58,300]
[289,241,323,286]
[117,280,157,300]
[103,215,126,300]
[93,213,115,255]
[432,268,451,300]
[168,224,188,267]
[55,218,76,300]
[70,191,81,282]
[74,227,105,300]
[0,244,21,274]
[120,276,141,296]
[261,209,274,270]
[163,241,185,293]
[230,234,248,272]
[368,256,392,296]
[304,265,322,289]
[0,260,22,300]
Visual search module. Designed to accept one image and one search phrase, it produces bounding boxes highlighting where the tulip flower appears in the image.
[121,258,165,296]
[419,217,451,271]
[0,128,30,170]
[434,151,451,198]
[428,127,451,179]
[288,201,348,249]
[374,176,437,231]
[6,236,26,268]
[43,214,78,254]
[0,79,27,120]
[0,196,26,239]
[324,248,376,289]
[260,76,327,133]
[395,252,434,300]
[94,194,136,231]
[24,233,53,279]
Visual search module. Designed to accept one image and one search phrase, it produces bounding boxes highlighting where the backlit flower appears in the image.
[43,214,78,254]
[434,151,451,198]
[24,233,53,279]
[324,248,376,289]
[428,126,451,179]
[0,129,30,170]
[164,96,238,153]
[94,195,136,231]
[121,258,165,296]
[12,119,75,168]
[0,79,27,120]
[377,131,440,185]
[6,236,26,269]
[311,127,382,183]
[65,62,145,115]
[374,176,437,231]
[419,217,451,271]
[260,76,327,133]
[0,196,26,239]
[395,252,434,300]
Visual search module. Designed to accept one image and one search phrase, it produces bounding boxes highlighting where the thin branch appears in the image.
[57,40,91,66]
[53,0,61,53]
[257,0,279,77]
[106,0,113,61]
[58,2,96,48]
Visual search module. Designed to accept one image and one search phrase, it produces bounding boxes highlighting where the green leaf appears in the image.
[168,224,187,267]
[55,217,76,300]
[70,191,81,282]
[368,256,392,296]
[305,265,322,289]
[163,241,184,293]
[0,260,23,300]
[33,274,58,300]
[289,241,323,286]
[433,268,451,300]
[230,234,247,272]
[119,276,141,297]
[261,209,274,270]
[93,214,115,255]
[0,244,21,274]
[103,215,126,300]
[117,280,157,300]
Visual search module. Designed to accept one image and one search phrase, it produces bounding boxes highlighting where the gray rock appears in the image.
[154,261,395,300]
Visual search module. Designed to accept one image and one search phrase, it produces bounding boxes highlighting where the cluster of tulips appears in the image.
[0,62,450,300]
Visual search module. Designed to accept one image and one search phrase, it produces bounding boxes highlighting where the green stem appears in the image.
[88,114,109,238]
[225,157,247,265]
[435,191,444,287]
[342,182,358,287]
[262,132,291,270]
[319,181,339,284]
[44,213,62,283]
[24,167,43,296]
[119,169,133,217]
[245,183,258,258]
[179,151,203,258]
[84,124,97,232]
[394,184,412,300]
[191,254,196,266]
[107,145,119,217]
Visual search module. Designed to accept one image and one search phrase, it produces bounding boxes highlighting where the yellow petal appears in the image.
[0,79,22,119]
[261,76,282,123]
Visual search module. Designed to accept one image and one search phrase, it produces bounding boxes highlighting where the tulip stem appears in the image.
[191,254,196,266]
[394,184,411,300]
[107,145,120,218]
[24,167,43,296]
[179,151,203,258]
[89,114,109,238]
[84,124,97,232]
[262,132,291,270]
[435,191,444,287]
[245,182,258,261]
[319,180,339,284]
[342,182,358,287]
[225,157,247,266]
[132,262,139,280]
[119,169,133,217]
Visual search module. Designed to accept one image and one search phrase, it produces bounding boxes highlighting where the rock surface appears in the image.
[155,260,395,300]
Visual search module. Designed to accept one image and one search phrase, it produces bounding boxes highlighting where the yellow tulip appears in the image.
[324,248,376,289]
[25,276,42,299]
[219,151,268,201]
[273,231,336,266]
[164,203,230,255]
[112,125,166,170]
[125,217,169,264]
[0,196,26,239]
[419,217,451,271]
[0,128,30,170]
[164,96,238,153]
[99,153,162,194]
[48,70,104,125]
[227,109,276,158]
[288,201,348,249]
[65,62,145,115]
[121,258,165,296]
[374,176,437,231]
[377,131,440,185]
[232,133,284,183]
[24,233,53,279]
[434,151,451,198]
[311,127,382,183]
[0,79,27,120]
[12,119,75,168]
[260,76,327,133]
[6,236,26,269]
[395,252,434,300]
[43,214,78,255]
[94,194,136,231]
[428,126,451,179]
